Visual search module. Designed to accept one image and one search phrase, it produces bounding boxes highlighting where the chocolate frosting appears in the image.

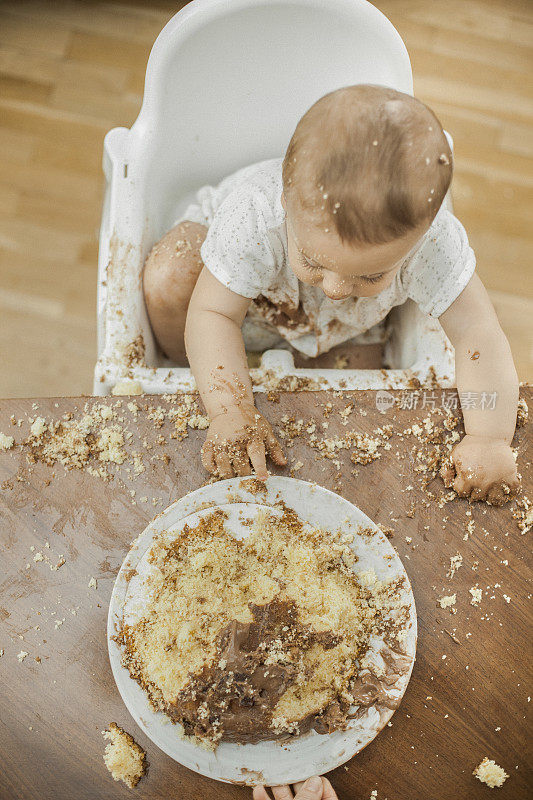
[167,599,342,743]
[163,600,411,744]
[348,646,413,719]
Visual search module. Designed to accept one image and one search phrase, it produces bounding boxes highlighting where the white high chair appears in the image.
[94,0,454,396]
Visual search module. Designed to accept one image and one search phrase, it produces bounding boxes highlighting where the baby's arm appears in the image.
[439,273,520,503]
[185,267,286,479]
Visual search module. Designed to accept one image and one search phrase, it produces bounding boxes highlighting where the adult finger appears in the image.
[264,428,287,465]
[293,776,324,799]
[215,450,234,479]
[318,778,338,800]
[294,778,337,800]
[271,786,294,800]
[232,450,252,477]
[201,440,216,474]
[253,787,271,800]
[247,439,268,480]
[292,778,327,796]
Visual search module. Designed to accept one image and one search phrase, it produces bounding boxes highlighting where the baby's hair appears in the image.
[282,85,453,245]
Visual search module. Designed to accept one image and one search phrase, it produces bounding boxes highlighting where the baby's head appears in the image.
[282,85,453,300]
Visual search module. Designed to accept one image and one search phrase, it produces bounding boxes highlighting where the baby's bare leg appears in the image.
[143,221,207,364]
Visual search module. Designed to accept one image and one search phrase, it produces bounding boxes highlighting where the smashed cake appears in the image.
[118,506,412,747]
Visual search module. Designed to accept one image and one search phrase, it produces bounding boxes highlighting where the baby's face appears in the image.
[284,197,428,301]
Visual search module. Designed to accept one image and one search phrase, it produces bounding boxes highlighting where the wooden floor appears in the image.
[0,0,531,397]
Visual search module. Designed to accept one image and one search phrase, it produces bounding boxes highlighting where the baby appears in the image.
[143,85,519,504]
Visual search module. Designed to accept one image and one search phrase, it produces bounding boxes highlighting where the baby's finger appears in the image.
[201,440,216,474]
[487,484,506,506]
[253,787,272,800]
[232,450,252,477]
[215,450,234,479]
[265,428,287,466]
[453,474,474,498]
[469,486,487,503]
[439,460,455,488]
[505,472,521,495]
[247,439,268,480]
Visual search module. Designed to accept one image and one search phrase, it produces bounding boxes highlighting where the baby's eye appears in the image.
[361,272,385,284]
[301,255,322,273]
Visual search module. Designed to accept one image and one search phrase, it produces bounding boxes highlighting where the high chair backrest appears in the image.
[131,0,413,233]
[96,0,429,394]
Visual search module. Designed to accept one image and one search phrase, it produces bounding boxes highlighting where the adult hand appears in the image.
[253,775,339,800]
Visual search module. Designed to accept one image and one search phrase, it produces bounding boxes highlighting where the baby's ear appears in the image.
[280,191,286,211]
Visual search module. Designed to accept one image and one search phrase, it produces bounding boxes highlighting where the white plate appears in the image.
[108,477,417,786]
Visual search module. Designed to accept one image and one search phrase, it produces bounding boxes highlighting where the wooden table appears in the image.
[1,391,531,800]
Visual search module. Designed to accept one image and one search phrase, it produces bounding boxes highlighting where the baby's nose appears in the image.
[322,276,352,300]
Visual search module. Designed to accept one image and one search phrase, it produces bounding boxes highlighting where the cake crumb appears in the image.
[17,651,29,662]
[97,427,126,465]
[30,417,47,437]
[88,577,98,589]
[111,380,143,396]
[473,757,508,788]
[469,587,482,606]
[447,553,463,579]
[103,722,147,788]
[0,432,15,450]
[438,594,456,609]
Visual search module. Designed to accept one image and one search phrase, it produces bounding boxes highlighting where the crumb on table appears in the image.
[102,722,147,788]
[473,757,508,788]
[0,432,15,450]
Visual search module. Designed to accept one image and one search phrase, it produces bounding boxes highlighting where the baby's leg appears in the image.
[143,221,207,364]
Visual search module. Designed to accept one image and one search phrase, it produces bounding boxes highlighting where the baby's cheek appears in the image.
[291,261,320,286]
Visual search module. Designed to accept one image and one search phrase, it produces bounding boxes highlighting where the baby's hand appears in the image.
[201,404,286,480]
[440,434,520,505]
